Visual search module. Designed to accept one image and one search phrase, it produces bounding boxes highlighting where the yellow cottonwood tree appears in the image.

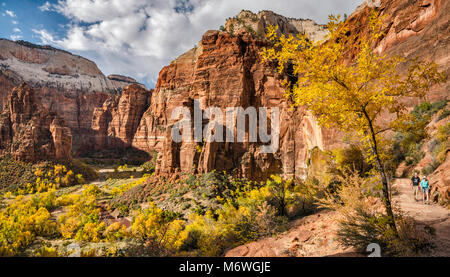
[261,11,446,233]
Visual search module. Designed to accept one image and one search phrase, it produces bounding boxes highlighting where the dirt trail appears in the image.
[392,178,450,256]
[226,179,450,257]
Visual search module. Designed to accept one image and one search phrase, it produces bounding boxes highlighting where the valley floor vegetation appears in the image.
[0,149,439,257]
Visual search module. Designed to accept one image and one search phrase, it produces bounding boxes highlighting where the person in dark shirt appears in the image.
[411,172,421,201]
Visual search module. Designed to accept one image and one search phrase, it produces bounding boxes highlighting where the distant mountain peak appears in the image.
[223,9,328,41]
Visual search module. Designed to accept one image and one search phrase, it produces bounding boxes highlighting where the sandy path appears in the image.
[392,178,450,256]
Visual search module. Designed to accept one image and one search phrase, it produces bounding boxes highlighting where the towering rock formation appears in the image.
[0,39,142,154]
[131,2,448,181]
[131,14,342,180]
[92,84,151,150]
[0,83,72,162]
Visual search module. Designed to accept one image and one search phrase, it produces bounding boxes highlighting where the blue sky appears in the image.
[0,0,364,88]
[0,1,66,43]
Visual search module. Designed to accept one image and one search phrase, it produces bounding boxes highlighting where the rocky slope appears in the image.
[0,39,142,154]
[0,83,72,162]
[225,211,362,257]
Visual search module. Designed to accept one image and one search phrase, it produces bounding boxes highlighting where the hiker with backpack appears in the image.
[411,172,421,201]
[420,176,430,205]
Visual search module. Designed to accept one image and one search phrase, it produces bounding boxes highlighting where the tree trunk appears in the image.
[371,144,398,235]
[363,110,398,236]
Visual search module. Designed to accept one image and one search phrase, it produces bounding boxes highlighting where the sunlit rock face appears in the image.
[224,10,328,41]
[132,27,342,181]
[348,0,449,105]
[349,0,449,202]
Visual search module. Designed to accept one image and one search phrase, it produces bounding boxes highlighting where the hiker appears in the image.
[420,176,430,205]
[411,172,421,201]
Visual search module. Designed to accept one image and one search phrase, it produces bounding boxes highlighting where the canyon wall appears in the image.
[0,83,72,162]
[92,84,152,150]
[348,0,449,104]
[0,39,141,154]
[131,27,342,180]
[0,0,447,185]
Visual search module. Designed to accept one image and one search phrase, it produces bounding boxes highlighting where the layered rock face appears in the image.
[225,10,328,41]
[107,75,146,91]
[348,0,449,104]
[430,152,450,203]
[0,39,139,154]
[0,83,72,162]
[92,84,151,150]
[131,29,342,180]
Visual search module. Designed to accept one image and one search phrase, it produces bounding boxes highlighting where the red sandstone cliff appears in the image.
[0,83,72,162]
[131,28,342,181]
[92,84,151,150]
[0,39,144,155]
[347,0,449,103]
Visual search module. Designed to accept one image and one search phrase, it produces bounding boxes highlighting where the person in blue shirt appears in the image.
[420,176,430,205]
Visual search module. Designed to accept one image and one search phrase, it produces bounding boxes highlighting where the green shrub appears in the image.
[390,101,448,172]
[0,156,35,192]
[337,208,434,257]
[437,109,450,121]
[421,159,441,176]
[140,161,155,173]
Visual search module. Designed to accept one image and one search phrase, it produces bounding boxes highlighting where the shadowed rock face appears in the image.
[92,84,151,150]
[0,83,72,162]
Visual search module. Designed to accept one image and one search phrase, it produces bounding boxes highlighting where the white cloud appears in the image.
[11,20,18,24]
[5,10,15,17]
[13,27,21,33]
[32,29,58,45]
[39,1,52,12]
[10,34,22,41]
[36,0,363,87]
